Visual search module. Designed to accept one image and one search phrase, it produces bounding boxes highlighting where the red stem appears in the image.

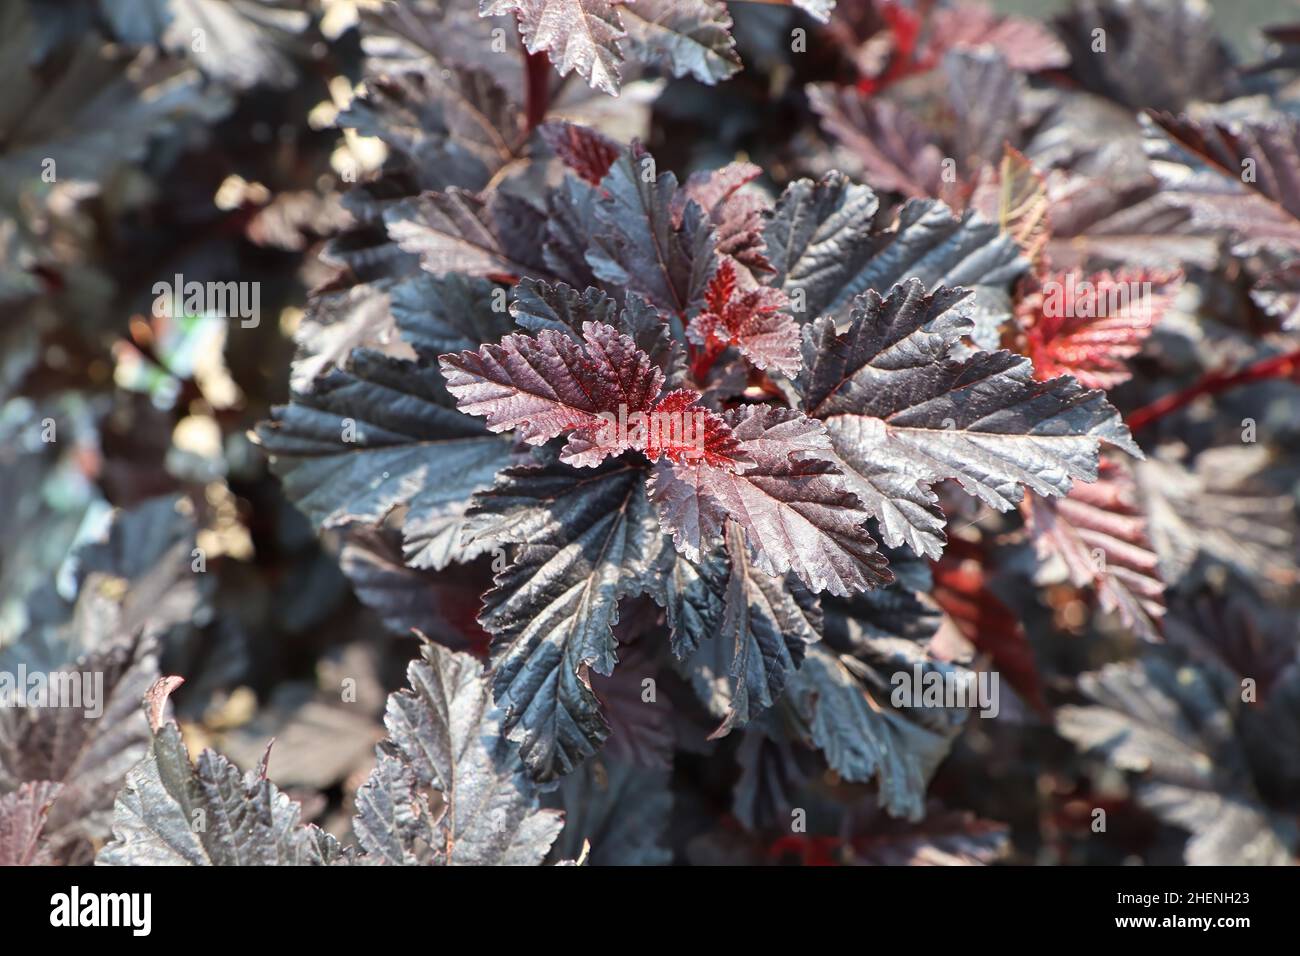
[689,337,728,384]
[1126,346,1300,433]
[523,49,551,132]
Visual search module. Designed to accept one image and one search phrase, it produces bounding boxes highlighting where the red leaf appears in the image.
[649,406,891,596]
[703,256,738,313]
[642,388,747,468]
[441,321,744,468]
[538,120,621,185]
[688,260,801,375]
[1015,269,1183,389]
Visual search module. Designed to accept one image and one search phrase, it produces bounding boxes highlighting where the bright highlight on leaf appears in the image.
[440,321,744,468]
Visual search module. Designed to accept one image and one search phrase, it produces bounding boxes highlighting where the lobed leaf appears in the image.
[363,642,564,864]
[441,321,737,467]
[256,350,512,571]
[545,758,672,865]
[697,522,823,736]
[483,0,627,96]
[649,405,891,596]
[807,86,945,199]
[786,645,964,821]
[98,680,341,866]
[802,279,1139,560]
[618,0,742,85]
[470,456,667,781]
[1054,0,1235,113]
[587,145,718,319]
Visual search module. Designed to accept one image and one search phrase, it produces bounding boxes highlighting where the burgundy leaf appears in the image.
[808,84,946,199]
[1023,460,1166,643]
[470,456,667,782]
[587,143,717,318]
[649,405,892,596]
[674,161,772,273]
[1043,169,1217,272]
[440,321,662,465]
[802,280,1140,560]
[385,187,550,281]
[640,387,747,467]
[510,278,684,380]
[943,49,1025,174]
[538,120,621,186]
[687,259,801,375]
[708,521,821,736]
[1145,109,1300,256]
[1014,268,1183,389]
[543,175,603,287]
[928,2,1069,73]
[440,322,743,468]
[590,610,674,770]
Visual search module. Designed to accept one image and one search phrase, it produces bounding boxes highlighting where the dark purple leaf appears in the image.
[587,145,718,319]
[357,642,564,864]
[618,0,741,85]
[649,405,892,596]
[802,279,1138,559]
[469,455,667,781]
[99,679,341,866]
[1053,0,1236,113]
[1023,460,1165,642]
[1144,109,1300,256]
[1059,653,1295,865]
[257,349,512,571]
